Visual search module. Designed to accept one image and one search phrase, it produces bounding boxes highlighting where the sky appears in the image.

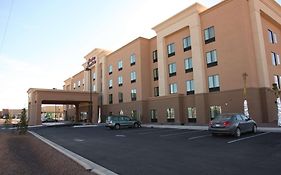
[0,0,280,110]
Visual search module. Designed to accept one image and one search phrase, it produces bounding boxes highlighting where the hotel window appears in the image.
[73,83,76,89]
[168,63,176,77]
[167,43,175,57]
[187,107,196,123]
[93,84,96,92]
[82,79,85,86]
[150,109,157,122]
[204,26,215,44]
[131,89,137,101]
[109,94,113,104]
[93,72,96,80]
[186,80,194,95]
[131,71,136,83]
[271,52,280,66]
[210,106,221,119]
[274,75,281,89]
[109,65,113,75]
[169,83,177,94]
[118,76,123,86]
[268,29,277,44]
[109,79,113,89]
[118,92,123,103]
[153,68,159,81]
[183,36,191,52]
[78,81,81,87]
[152,50,158,63]
[184,57,193,73]
[208,75,220,92]
[206,50,217,67]
[166,108,175,122]
[118,60,123,71]
[130,54,136,66]
[154,87,159,97]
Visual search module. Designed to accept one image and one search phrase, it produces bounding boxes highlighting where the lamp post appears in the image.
[85,67,92,123]
[242,73,249,117]
[272,83,281,126]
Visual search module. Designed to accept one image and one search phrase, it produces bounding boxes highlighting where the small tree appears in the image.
[17,108,28,134]
[4,114,12,128]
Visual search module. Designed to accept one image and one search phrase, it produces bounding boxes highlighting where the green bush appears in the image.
[17,108,28,134]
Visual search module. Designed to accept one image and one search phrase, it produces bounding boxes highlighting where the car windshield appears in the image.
[214,114,234,121]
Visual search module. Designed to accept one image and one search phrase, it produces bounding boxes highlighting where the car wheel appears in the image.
[234,128,241,138]
[114,124,120,130]
[252,125,257,134]
[134,123,139,128]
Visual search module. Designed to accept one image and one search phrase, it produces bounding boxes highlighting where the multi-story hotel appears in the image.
[28,0,280,125]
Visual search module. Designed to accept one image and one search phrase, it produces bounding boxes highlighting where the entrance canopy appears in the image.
[27,88,99,125]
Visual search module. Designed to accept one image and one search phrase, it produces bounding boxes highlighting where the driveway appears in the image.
[31,126,281,175]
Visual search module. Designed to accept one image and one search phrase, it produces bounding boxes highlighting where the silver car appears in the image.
[208,113,257,137]
[106,115,141,130]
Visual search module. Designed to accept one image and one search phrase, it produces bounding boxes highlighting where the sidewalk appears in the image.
[142,123,281,133]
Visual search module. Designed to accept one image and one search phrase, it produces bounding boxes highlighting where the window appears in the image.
[167,43,175,57]
[109,65,113,75]
[131,110,137,120]
[187,107,196,123]
[204,26,215,44]
[166,108,175,122]
[268,29,277,44]
[150,109,157,122]
[154,87,159,97]
[183,36,191,51]
[118,76,123,86]
[131,89,137,101]
[152,50,158,63]
[93,84,96,92]
[186,80,194,95]
[130,54,136,66]
[93,72,96,80]
[82,79,85,86]
[169,83,177,94]
[118,60,123,71]
[73,83,76,89]
[208,75,220,92]
[274,75,281,89]
[206,50,217,67]
[131,71,136,83]
[78,81,81,87]
[271,52,280,66]
[184,57,193,73]
[168,63,176,77]
[109,79,113,89]
[153,68,159,81]
[109,94,113,104]
[210,106,221,119]
[118,92,123,103]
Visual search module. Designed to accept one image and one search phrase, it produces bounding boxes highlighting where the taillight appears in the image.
[223,121,231,127]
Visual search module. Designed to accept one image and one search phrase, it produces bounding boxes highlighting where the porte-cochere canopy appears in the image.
[27,88,99,125]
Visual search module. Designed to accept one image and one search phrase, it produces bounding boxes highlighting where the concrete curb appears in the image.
[73,125,98,128]
[28,131,118,175]
[142,124,281,133]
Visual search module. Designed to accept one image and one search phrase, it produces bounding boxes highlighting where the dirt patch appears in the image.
[0,130,94,175]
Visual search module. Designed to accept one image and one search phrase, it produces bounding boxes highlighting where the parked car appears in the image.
[106,115,141,130]
[208,113,257,137]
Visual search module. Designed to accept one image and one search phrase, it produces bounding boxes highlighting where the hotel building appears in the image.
[61,0,281,125]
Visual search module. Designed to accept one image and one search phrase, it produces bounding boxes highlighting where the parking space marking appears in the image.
[138,129,184,135]
[120,128,157,133]
[188,134,212,140]
[160,130,205,137]
[227,132,270,144]
[116,134,126,137]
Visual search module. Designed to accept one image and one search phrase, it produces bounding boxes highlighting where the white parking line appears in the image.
[188,134,212,140]
[160,130,205,137]
[227,132,270,144]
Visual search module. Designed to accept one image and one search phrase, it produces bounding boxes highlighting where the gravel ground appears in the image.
[0,129,94,175]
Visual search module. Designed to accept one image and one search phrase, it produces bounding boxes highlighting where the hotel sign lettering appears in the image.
[87,56,96,67]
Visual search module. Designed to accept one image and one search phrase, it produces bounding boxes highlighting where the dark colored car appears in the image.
[106,115,141,130]
[208,113,257,137]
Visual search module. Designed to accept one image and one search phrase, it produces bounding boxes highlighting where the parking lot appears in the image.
[31,126,281,175]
